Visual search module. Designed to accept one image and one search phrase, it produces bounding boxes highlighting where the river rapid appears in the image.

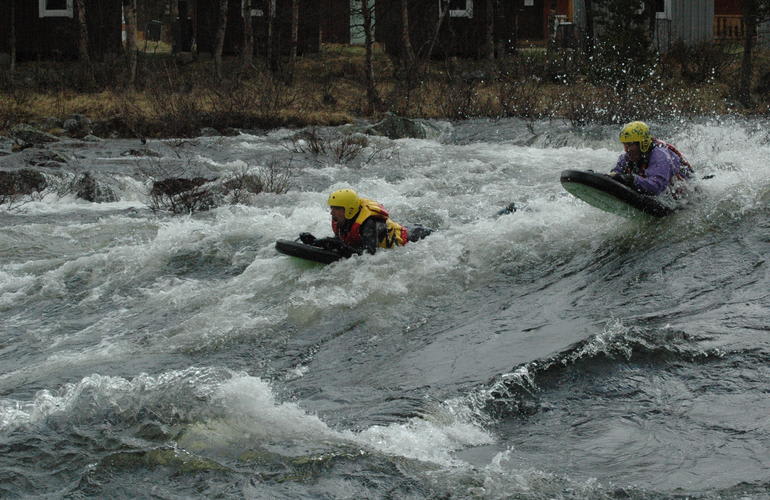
[1,117,768,499]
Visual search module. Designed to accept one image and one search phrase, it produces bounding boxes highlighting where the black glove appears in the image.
[299,232,316,245]
[315,237,361,258]
[611,173,635,188]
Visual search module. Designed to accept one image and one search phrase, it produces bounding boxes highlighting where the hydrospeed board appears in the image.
[560,169,674,219]
[275,239,343,264]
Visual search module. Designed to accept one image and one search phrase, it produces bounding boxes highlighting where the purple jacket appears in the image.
[612,142,688,195]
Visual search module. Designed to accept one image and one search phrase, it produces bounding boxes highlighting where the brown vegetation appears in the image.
[1,42,769,140]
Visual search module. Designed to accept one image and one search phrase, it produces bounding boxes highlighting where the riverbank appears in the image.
[1,43,768,140]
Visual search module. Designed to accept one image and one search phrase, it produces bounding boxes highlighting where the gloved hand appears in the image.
[610,173,635,188]
[315,237,361,258]
[299,232,316,245]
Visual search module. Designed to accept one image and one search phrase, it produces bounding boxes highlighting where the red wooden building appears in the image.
[0,0,122,61]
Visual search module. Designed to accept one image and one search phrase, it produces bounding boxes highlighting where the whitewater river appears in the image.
[1,118,768,499]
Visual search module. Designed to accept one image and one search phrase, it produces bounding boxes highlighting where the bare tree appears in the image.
[169,0,179,52]
[399,0,415,64]
[494,0,506,58]
[214,0,229,80]
[266,0,275,69]
[425,0,450,62]
[485,0,494,60]
[360,0,380,114]
[242,0,254,71]
[288,0,299,83]
[123,0,138,87]
[583,0,594,58]
[736,0,770,106]
[9,0,15,74]
[75,0,90,64]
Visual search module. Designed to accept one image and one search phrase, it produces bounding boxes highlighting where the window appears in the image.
[442,0,473,18]
[250,0,275,17]
[655,0,671,19]
[39,0,73,18]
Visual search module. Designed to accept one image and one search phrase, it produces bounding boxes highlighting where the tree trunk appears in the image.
[645,0,656,45]
[75,0,90,64]
[400,0,415,64]
[169,0,179,52]
[494,0,506,58]
[9,0,16,74]
[214,0,229,80]
[361,0,379,114]
[485,0,494,60]
[288,0,299,83]
[583,0,594,59]
[739,0,758,107]
[241,0,253,71]
[124,0,138,87]
[426,0,450,62]
[266,0,274,70]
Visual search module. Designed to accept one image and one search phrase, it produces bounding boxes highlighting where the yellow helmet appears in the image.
[619,121,653,153]
[327,188,360,219]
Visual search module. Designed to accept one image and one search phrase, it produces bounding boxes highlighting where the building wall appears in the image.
[0,0,122,61]
[194,0,320,56]
[376,0,530,58]
[573,0,715,52]
[320,0,350,44]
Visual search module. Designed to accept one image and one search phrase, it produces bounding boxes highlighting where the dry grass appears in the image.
[1,43,767,138]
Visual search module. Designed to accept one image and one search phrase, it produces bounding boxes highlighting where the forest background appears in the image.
[3,0,770,140]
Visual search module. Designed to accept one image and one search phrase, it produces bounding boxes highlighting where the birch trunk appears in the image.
[400,0,414,64]
[124,0,138,87]
[739,0,758,107]
[214,0,229,80]
[242,0,253,70]
[361,0,379,114]
[288,0,299,83]
[485,0,494,60]
[9,0,16,74]
[75,0,90,64]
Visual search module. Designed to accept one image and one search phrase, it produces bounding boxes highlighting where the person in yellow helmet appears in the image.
[299,188,432,257]
[610,121,693,196]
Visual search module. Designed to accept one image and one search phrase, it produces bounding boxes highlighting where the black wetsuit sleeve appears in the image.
[359,218,386,255]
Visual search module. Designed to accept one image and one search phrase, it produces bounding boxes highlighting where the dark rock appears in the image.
[121,148,162,158]
[9,124,59,145]
[29,150,68,167]
[199,127,220,137]
[366,112,438,140]
[0,169,47,195]
[63,114,94,138]
[150,177,212,197]
[74,172,118,203]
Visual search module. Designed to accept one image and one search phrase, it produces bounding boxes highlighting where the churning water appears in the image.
[1,117,768,499]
